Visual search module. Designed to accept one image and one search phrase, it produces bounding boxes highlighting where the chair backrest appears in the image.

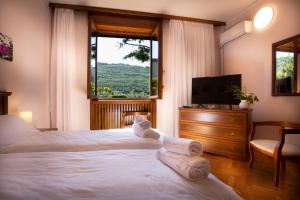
[121,112,151,128]
[253,121,300,129]
[281,121,300,129]
[251,121,300,144]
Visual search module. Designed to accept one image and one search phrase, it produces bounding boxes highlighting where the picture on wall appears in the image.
[0,32,13,61]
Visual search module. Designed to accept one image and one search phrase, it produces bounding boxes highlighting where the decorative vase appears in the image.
[239,100,250,109]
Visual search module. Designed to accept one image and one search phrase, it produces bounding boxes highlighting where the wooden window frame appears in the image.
[87,14,163,100]
[49,3,226,26]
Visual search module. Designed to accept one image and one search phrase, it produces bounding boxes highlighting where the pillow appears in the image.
[0,115,39,146]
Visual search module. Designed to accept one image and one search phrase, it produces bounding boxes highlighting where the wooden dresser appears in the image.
[179,107,251,160]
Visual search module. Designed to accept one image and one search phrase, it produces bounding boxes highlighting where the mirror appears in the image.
[272,34,300,96]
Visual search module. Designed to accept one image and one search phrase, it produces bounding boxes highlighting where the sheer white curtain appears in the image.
[50,8,75,131]
[157,20,219,137]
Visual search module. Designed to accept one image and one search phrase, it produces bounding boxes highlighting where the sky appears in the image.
[276,51,293,57]
[97,37,158,67]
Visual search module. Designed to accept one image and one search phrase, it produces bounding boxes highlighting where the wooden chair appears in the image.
[121,112,151,128]
[249,121,300,186]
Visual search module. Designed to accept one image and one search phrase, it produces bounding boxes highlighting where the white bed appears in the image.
[0,115,162,153]
[0,115,242,200]
[0,149,242,200]
[0,129,162,153]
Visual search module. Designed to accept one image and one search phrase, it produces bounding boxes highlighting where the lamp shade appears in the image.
[19,111,32,123]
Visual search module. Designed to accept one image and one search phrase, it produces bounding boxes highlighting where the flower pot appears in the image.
[239,100,250,109]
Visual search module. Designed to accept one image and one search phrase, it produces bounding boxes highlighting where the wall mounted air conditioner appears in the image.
[220,20,253,47]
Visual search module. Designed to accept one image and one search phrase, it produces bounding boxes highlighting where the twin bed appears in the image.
[0,114,242,200]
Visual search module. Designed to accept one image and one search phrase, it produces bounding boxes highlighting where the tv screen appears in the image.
[192,74,241,105]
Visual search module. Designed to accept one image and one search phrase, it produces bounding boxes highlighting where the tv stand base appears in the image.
[197,104,208,109]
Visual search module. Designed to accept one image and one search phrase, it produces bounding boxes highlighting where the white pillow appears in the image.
[0,115,39,146]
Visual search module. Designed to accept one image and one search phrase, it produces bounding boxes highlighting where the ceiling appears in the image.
[49,0,258,22]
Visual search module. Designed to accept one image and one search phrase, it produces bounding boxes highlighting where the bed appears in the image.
[0,149,242,200]
[0,97,242,200]
[0,115,162,153]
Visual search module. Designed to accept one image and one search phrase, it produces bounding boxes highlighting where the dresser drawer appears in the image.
[178,107,251,160]
[180,122,246,142]
[180,132,246,159]
[180,110,246,128]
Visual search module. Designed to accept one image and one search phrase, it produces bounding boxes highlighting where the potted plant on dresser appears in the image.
[231,86,259,109]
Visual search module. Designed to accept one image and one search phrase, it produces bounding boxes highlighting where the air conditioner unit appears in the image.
[220,20,253,47]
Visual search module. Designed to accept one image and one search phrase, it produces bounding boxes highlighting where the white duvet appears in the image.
[0,150,242,200]
[0,129,162,153]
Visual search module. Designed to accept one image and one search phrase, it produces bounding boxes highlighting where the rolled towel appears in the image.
[134,115,146,124]
[157,148,210,181]
[143,128,160,139]
[132,118,151,135]
[133,124,160,139]
[132,123,144,137]
[132,121,149,135]
[137,120,151,129]
[163,137,203,156]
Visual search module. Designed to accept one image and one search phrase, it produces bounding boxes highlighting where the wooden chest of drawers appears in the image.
[179,107,251,160]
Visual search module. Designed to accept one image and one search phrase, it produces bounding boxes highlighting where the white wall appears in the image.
[0,0,90,130]
[0,0,51,128]
[223,0,300,140]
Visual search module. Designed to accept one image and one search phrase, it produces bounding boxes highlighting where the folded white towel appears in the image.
[137,120,151,129]
[134,115,146,124]
[132,124,160,139]
[132,123,145,137]
[142,128,160,139]
[157,148,210,181]
[163,137,203,156]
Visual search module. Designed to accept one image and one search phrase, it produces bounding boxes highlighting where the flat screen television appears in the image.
[192,74,241,105]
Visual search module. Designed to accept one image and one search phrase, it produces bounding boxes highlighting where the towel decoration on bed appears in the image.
[163,137,203,156]
[132,115,160,139]
[133,115,146,124]
[157,137,210,181]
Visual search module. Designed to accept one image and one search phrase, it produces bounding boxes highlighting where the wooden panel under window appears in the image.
[90,99,156,130]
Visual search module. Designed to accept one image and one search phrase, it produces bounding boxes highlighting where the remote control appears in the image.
[183,105,192,108]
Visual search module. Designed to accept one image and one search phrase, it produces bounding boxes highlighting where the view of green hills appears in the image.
[91,63,150,98]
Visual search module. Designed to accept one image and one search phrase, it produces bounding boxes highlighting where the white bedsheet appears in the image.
[0,150,242,200]
[0,128,162,153]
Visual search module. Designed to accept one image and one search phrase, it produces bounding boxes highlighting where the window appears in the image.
[91,36,159,98]
[88,13,162,99]
[275,51,295,93]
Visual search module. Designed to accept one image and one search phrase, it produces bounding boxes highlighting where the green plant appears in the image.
[119,39,150,63]
[90,63,152,98]
[231,86,259,104]
[276,54,294,80]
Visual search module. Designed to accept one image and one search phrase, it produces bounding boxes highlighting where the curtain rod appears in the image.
[49,3,226,26]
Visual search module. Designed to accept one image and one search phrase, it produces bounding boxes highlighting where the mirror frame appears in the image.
[272,34,300,96]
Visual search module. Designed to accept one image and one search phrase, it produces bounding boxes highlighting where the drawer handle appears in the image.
[230,132,235,136]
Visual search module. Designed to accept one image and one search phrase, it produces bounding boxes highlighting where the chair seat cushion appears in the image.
[250,140,300,156]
